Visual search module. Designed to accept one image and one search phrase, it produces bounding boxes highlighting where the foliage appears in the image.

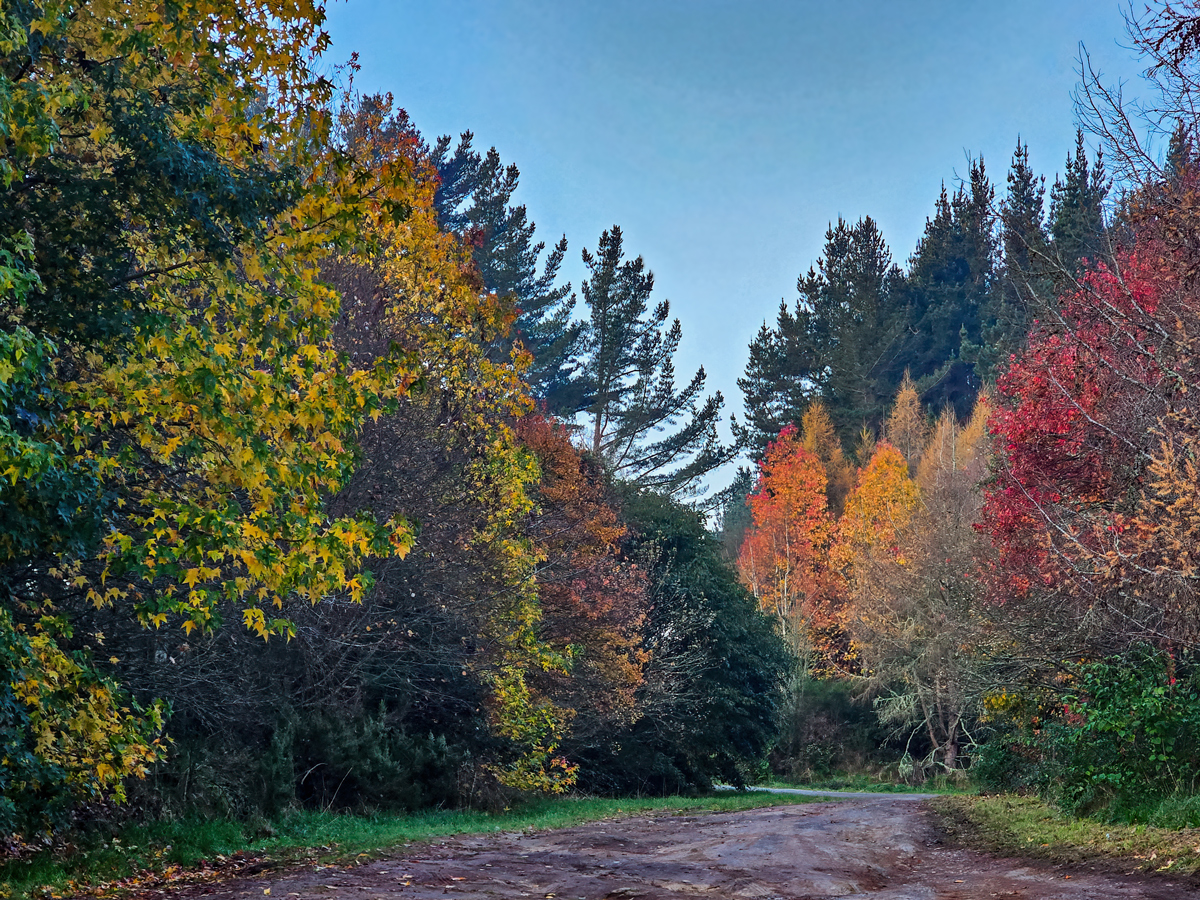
[738,216,908,454]
[1,1,423,836]
[737,426,840,668]
[902,158,996,416]
[0,608,166,839]
[572,227,731,495]
[429,132,581,409]
[978,646,1200,820]
[846,398,992,772]
[579,489,790,794]
[982,238,1200,649]
[517,415,649,756]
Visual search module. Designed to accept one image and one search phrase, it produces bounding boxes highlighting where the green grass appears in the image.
[0,791,822,900]
[932,794,1200,878]
[763,772,967,794]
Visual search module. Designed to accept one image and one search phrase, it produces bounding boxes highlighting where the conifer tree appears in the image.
[884,373,928,476]
[903,158,997,415]
[737,217,908,456]
[977,138,1051,378]
[1049,129,1110,274]
[801,401,853,513]
[430,133,582,409]
[573,227,731,495]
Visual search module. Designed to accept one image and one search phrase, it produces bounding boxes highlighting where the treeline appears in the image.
[0,2,788,844]
[728,3,1200,823]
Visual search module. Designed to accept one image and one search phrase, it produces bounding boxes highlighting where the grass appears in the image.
[763,772,967,794]
[931,794,1200,879]
[0,790,823,900]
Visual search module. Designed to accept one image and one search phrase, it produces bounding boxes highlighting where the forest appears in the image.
[4,0,1200,864]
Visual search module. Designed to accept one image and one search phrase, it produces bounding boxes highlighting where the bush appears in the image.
[769,675,890,783]
[973,646,1200,822]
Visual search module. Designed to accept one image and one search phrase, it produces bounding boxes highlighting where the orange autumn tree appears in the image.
[517,415,649,756]
[737,426,841,670]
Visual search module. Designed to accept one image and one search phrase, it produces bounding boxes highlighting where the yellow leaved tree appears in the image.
[1,2,419,834]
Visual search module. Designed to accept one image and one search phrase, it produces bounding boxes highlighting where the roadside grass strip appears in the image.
[933,795,1200,878]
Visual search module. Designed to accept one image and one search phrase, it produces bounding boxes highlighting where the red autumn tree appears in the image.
[982,233,1200,649]
[737,426,842,670]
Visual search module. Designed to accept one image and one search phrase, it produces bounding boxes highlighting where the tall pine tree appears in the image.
[976,137,1052,379]
[902,158,997,416]
[431,132,582,409]
[738,217,908,455]
[572,227,731,495]
[1049,129,1109,274]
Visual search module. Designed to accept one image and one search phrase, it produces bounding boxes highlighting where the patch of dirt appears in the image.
[149,797,1197,899]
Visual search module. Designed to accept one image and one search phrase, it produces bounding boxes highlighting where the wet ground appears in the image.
[157,795,1196,899]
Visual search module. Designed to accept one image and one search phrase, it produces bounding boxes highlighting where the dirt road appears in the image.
[166,796,1195,899]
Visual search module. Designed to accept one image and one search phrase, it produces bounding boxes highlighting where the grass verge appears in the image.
[764,773,965,794]
[0,791,821,900]
[931,794,1200,879]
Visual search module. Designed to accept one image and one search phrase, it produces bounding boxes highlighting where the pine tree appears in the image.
[738,217,908,457]
[903,158,997,415]
[1049,129,1109,274]
[977,138,1051,379]
[573,226,732,495]
[430,133,582,409]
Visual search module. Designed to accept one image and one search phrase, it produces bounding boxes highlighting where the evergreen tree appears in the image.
[977,138,1051,379]
[573,488,790,793]
[716,465,756,562]
[738,217,907,455]
[736,306,814,458]
[430,133,582,409]
[902,158,997,416]
[573,226,732,495]
[1049,129,1110,274]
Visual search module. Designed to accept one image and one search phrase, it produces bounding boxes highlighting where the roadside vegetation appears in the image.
[7,1,1200,892]
[933,794,1200,879]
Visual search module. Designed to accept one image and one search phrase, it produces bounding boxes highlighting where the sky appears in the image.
[322,0,1148,487]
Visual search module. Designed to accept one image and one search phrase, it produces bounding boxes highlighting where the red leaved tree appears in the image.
[737,426,843,670]
[983,231,1200,650]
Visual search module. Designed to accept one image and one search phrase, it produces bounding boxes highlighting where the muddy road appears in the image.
[165,796,1195,899]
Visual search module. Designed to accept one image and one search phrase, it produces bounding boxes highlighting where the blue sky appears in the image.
[323,0,1145,483]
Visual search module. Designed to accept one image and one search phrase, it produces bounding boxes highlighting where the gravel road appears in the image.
[160,795,1195,899]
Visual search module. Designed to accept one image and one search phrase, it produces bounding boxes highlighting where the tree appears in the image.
[584,489,790,793]
[573,226,731,495]
[430,132,582,409]
[0,4,421,833]
[977,138,1052,379]
[847,398,993,772]
[834,443,919,596]
[737,427,838,665]
[884,372,928,475]
[800,401,853,514]
[903,159,997,415]
[516,415,650,761]
[738,217,908,455]
[1049,130,1109,274]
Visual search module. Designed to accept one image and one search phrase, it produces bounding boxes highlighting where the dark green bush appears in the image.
[973,645,1200,822]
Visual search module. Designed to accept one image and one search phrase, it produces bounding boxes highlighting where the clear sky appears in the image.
[323,0,1146,485]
